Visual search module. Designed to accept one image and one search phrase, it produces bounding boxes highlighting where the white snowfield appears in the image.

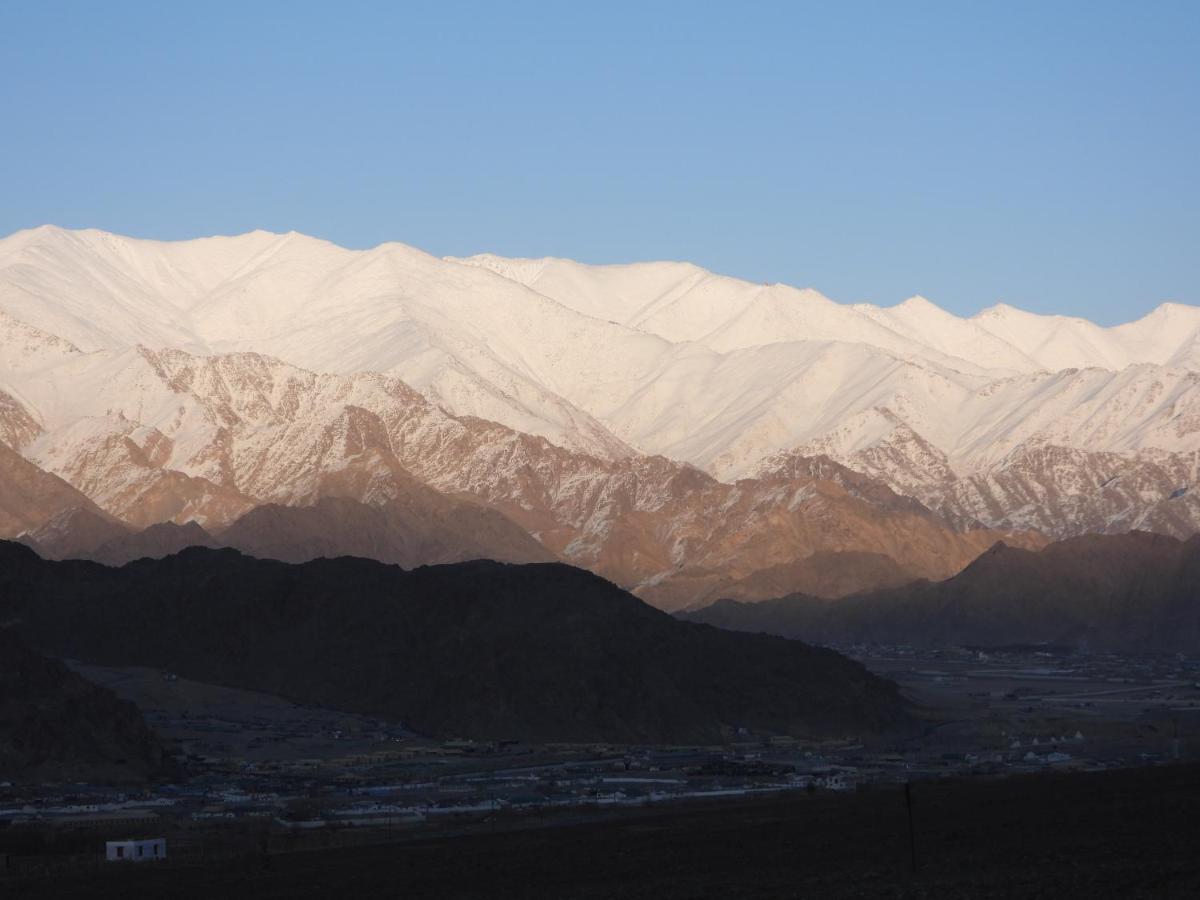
[2,225,1200,541]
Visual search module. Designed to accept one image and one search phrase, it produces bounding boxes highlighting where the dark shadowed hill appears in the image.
[0,542,910,744]
[661,551,919,611]
[681,532,1200,652]
[0,629,175,783]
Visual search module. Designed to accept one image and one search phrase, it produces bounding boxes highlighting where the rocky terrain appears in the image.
[0,542,912,743]
[0,344,1022,606]
[3,226,1200,607]
[0,441,113,537]
[682,531,1200,652]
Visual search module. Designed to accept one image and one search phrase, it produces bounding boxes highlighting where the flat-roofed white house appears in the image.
[105,838,166,862]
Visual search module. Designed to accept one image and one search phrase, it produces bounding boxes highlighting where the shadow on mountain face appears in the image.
[682,532,1200,653]
[0,541,912,744]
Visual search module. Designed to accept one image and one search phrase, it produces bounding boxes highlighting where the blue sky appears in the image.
[1,1,1196,323]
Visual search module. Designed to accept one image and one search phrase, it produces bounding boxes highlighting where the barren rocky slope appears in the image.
[682,532,1200,652]
[0,343,1023,606]
[6,226,1200,605]
[0,442,116,538]
[0,542,912,743]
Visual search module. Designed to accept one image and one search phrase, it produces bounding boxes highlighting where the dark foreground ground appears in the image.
[9,763,1200,899]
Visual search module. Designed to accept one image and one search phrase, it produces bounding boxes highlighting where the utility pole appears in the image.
[904,782,918,875]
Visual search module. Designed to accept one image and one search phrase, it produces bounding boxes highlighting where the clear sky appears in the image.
[2,1,1196,323]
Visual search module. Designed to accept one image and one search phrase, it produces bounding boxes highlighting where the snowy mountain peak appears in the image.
[3,225,1200,490]
[7,226,1200,604]
[447,253,550,286]
[894,295,939,311]
[976,301,1014,316]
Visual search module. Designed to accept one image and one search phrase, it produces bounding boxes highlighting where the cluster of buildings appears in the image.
[3,647,1196,874]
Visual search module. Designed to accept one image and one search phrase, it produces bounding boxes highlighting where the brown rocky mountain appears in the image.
[0,347,1031,608]
[26,412,260,530]
[33,497,553,569]
[6,228,1200,612]
[88,520,219,566]
[0,387,43,450]
[660,551,918,611]
[766,410,1200,542]
[218,494,555,567]
[0,441,116,538]
[938,445,1200,538]
[18,505,131,560]
[681,531,1200,652]
[624,456,1040,610]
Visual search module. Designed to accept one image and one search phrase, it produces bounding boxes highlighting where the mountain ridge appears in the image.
[680,531,1200,652]
[4,225,1200,602]
[0,341,1028,608]
[0,541,912,743]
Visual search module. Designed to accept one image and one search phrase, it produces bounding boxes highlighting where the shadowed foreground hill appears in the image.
[0,542,909,744]
[683,532,1200,652]
[0,629,174,783]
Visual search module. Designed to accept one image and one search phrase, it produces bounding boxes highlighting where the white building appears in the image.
[105,838,166,862]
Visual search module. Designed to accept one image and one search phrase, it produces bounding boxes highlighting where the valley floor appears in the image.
[7,763,1200,898]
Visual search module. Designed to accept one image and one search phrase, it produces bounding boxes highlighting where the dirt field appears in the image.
[9,763,1200,899]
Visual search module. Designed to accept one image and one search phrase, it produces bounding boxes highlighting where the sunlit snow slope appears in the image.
[4,225,1200,551]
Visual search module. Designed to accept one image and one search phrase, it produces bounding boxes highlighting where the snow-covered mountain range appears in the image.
[2,225,1197,606]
